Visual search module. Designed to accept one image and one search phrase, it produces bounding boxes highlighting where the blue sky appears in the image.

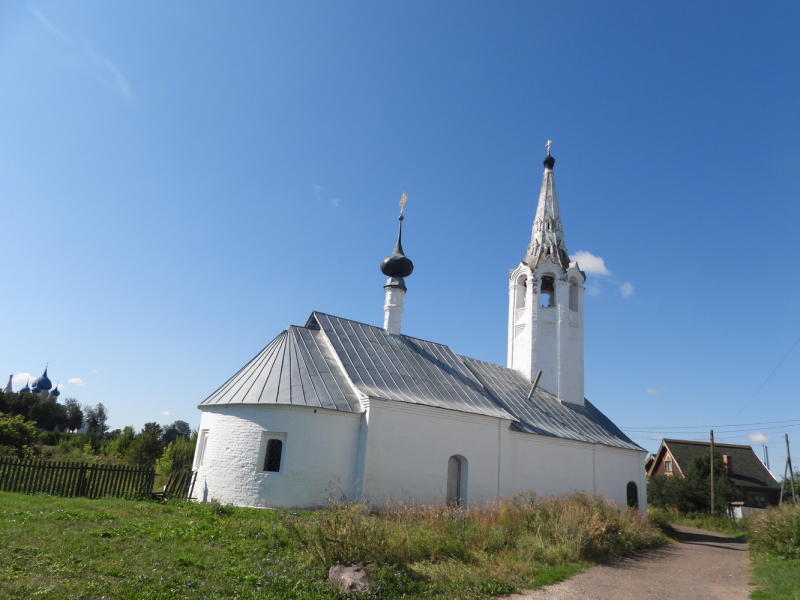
[2,2,799,472]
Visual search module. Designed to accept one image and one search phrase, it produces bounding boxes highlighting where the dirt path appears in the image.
[507,525,752,600]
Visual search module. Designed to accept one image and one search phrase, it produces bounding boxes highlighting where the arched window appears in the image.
[514,274,527,309]
[569,279,579,311]
[626,481,638,509]
[541,275,555,308]
[446,455,467,505]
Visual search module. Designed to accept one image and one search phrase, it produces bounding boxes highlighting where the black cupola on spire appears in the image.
[380,205,414,279]
[543,154,555,169]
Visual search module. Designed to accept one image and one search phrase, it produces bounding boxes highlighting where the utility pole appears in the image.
[710,430,715,515]
[781,434,797,505]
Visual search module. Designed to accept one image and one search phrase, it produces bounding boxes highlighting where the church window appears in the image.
[264,439,283,472]
[626,481,639,509]
[446,455,467,505]
[194,429,209,469]
[540,275,555,308]
[259,433,287,473]
[569,280,579,311]
[514,274,526,309]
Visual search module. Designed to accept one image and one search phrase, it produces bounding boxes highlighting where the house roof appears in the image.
[659,439,780,491]
[200,311,643,451]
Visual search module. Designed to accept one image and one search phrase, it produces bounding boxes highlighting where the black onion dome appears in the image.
[32,367,52,392]
[543,154,555,169]
[380,217,414,278]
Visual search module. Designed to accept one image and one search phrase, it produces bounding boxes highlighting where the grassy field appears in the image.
[0,491,663,600]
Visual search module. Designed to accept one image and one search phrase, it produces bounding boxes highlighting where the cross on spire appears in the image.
[546,140,552,156]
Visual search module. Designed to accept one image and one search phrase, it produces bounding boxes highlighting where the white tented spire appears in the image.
[2,374,12,393]
[525,152,570,270]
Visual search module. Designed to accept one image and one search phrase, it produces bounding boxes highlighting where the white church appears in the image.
[192,148,647,510]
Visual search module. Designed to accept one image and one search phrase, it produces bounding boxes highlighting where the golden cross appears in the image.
[399,192,408,214]
[546,140,552,155]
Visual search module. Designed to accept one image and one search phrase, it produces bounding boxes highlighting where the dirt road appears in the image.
[507,525,752,600]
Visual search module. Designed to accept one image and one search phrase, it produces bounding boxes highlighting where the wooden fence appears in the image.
[0,459,156,499]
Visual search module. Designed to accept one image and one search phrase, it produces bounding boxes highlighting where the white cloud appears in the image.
[312,184,322,195]
[570,251,611,276]
[620,282,634,298]
[68,377,87,387]
[748,433,773,444]
[12,372,35,384]
[161,411,172,417]
[645,388,667,395]
[91,370,99,374]
[331,198,340,208]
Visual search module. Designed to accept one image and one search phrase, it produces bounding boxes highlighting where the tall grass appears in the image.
[307,492,662,573]
[748,503,800,600]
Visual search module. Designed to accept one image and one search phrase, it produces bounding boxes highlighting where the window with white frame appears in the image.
[194,429,210,469]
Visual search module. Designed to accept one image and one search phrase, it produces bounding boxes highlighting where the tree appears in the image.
[84,403,109,436]
[0,413,38,457]
[156,431,197,474]
[64,398,84,432]
[128,423,164,467]
[682,454,741,514]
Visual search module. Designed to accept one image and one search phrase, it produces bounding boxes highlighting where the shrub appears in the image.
[749,503,800,559]
[156,434,197,474]
[0,412,38,457]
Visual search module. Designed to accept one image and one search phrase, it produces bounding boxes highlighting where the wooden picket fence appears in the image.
[0,459,156,499]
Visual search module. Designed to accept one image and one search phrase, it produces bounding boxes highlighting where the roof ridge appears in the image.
[665,439,754,449]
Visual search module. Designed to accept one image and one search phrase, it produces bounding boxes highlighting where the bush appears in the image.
[0,412,38,457]
[156,434,197,474]
[750,503,800,560]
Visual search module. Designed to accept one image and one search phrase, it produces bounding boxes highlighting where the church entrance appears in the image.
[626,481,639,509]
[447,455,465,505]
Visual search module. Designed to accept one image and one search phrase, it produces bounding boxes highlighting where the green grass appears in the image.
[648,506,748,538]
[748,503,800,600]
[0,491,664,600]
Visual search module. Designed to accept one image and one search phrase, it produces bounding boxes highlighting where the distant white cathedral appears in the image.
[193,147,646,510]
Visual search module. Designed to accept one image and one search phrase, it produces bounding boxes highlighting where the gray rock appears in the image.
[328,564,371,595]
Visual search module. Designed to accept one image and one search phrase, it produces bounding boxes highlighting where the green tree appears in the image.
[0,413,38,457]
[63,398,84,432]
[682,453,741,514]
[83,403,108,436]
[128,423,164,467]
[156,432,197,474]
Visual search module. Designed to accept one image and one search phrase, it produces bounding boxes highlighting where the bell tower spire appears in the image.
[380,193,414,335]
[507,144,586,405]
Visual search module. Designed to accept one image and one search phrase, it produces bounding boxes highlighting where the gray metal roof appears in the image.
[461,356,642,450]
[200,311,642,451]
[200,325,361,412]
[307,313,514,420]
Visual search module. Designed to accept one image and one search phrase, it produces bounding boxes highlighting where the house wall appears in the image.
[193,404,362,508]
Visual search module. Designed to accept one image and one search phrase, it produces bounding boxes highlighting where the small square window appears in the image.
[264,439,283,472]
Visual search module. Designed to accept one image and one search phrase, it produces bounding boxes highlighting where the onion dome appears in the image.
[20,381,31,393]
[543,154,555,169]
[50,383,61,398]
[380,215,414,278]
[32,367,52,393]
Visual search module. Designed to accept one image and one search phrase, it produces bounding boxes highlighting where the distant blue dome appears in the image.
[50,385,61,397]
[20,382,31,393]
[31,367,52,392]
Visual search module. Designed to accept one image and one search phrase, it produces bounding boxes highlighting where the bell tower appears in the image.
[507,145,586,405]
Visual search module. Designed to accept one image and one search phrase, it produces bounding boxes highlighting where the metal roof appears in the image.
[307,313,514,420]
[200,311,643,451]
[200,325,361,412]
[461,356,642,450]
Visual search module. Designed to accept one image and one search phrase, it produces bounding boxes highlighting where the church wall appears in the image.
[503,431,647,508]
[593,444,648,510]
[193,404,361,508]
[360,399,509,506]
